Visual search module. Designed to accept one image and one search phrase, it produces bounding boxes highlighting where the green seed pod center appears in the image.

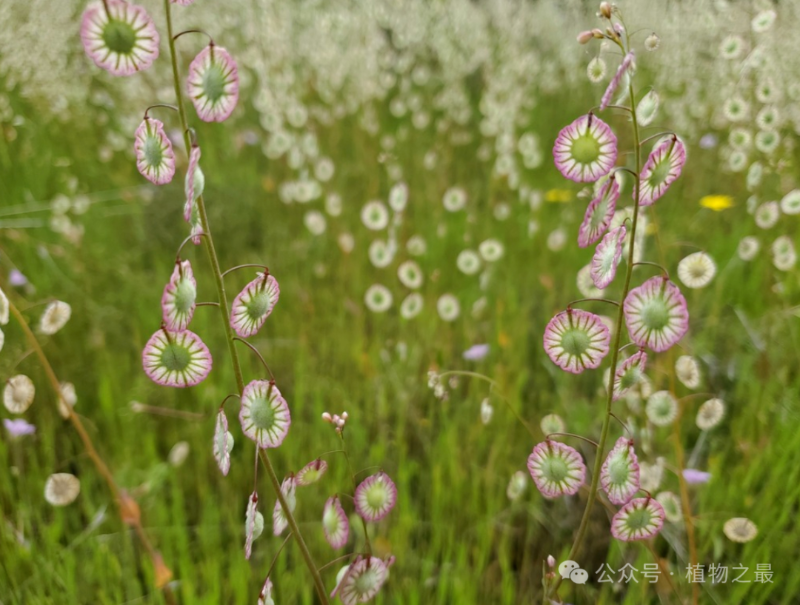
[366,484,387,510]
[542,456,569,483]
[640,299,669,330]
[354,569,379,594]
[174,279,197,314]
[202,63,226,102]
[143,134,164,168]
[625,507,653,530]
[160,343,191,371]
[250,396,276,430]
[619,366,641,390]
[589,195,611,230]
[571,134,601,164]
[102,19,137,54]
[246,291,271,319]
[608,456,630,485]
[562,328,591,356]
[648,157,671,187]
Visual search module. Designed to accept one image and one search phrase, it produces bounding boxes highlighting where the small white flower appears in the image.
[40,301,72,335]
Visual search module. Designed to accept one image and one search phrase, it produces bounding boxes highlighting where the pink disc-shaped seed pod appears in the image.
[578,176,620,247]
[134,118,175,185]
[189,205,204,246]
[230,273,280,337]
[623,276,689,352]
[244,490,259,560]
[80,0,159,76]
[239,379,291,449]
[257,577,274,605]
[543,308,611,374]
[213,409,234,476]
[527,440,586,498]
[611,497,666,542]
[354,472,397,522]
[186,44,240,122]
[323,495,350,549]
[612,349,647,402]
[591,225,627,289]
[330,555,390,605]
[142,328,212,387]
[184,145,204,222]
[161,260,197,332]
[553,113,618,183]
[296,458,328,486]
[272,476,297,536]
[637,135,686,206]
[601,437,641,505]
[601,51,635,110]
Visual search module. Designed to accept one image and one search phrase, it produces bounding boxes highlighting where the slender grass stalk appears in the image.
[549,68,644,601]
[162,1,329,601]
[340,434,373,555]
[649,177,701,605]
[8,300,176,603]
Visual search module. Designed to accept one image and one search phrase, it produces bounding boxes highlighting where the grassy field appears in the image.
[2,2,800,604]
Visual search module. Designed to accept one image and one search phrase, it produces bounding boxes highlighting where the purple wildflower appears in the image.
[4,418,36,437]
[463,343,490,361]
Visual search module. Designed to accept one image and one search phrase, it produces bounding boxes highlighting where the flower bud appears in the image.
[599,2,612,18]
[547,555,556,568]
[322,412,332,423]
[592,28,605,38]
[577,30,594,44]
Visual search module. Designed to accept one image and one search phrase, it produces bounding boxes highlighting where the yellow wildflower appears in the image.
[700,195,734,211]
[545,189,572,203]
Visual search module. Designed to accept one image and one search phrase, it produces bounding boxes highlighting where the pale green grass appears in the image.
[1,85,799,605]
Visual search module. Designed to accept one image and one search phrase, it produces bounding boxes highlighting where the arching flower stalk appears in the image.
[545,10,691,599]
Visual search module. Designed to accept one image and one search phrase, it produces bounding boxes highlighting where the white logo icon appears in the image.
[559,560,588,585]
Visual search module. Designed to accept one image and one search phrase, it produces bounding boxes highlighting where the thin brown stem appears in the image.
[8,301,176,602]
[339,433,373,555]
[545,433,600,448]
[221,264,269,278]
[233,337,276,382]
[567,297,620,308]
[143,104,178,119]
[264,532,294,582]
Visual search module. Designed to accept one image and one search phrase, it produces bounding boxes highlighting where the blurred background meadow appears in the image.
[1,0,800,603]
